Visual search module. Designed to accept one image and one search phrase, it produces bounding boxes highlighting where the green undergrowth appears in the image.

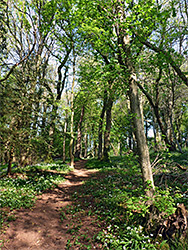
[150,147,188,172]
[0,161,71,235]
[150,149,188,208]
[63,152,188,250]
[1,151,188,249]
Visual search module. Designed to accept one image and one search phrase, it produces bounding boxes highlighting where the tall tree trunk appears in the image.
[113,0,154,196]
[152,110,160,149]
[129,77,154,197]
[103,97,113,162]
[170,115,183,153]
[128,131,132,150]
[127,103,134,150]
[48,106,57,159]
[74,105,85,158]
[175,119,183,147]
[84,125,88,158]
[69,47,76,168]
[69,103,74,168]
[63,110,68,163]
[145,120,149,140]
[98,90,107,159]
[41,102,47,136]
[47,54,69,160]
[98,117,104,159]
[7,146,14,175]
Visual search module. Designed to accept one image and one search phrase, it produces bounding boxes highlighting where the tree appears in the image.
[74,104,85,158]
[74,0,155,195]
[77,54,120,161]
[69,45,76,167]
[0,0,56,171]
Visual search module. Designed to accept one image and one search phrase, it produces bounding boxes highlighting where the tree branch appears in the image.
[0,30,37,83]
[134,31,188,87]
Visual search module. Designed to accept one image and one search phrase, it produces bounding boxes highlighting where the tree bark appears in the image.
[7,146,14,175]
[103,97,113,162]
[74,105,85,158]
[170,115,183,153]
[84,125,88,158]
[69,46,76,168]
[129,77,154,196]
[63,110,68,163]
[98,90,107,159]
[113,0,155,196]
[69,105,74,168]
[152,110,161,149]
[47,52,70,159]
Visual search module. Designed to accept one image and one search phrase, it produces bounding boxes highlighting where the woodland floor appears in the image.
[0,160,104,250]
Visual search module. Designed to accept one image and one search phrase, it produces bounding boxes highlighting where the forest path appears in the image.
[1,160,101,250]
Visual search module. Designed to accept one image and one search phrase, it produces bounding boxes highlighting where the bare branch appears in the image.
[133,30,188,87]
[0,30,37,83]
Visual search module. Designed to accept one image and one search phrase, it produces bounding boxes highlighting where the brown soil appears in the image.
[1,160,104,250]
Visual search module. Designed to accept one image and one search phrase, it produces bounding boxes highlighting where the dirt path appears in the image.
[1,160,101,250]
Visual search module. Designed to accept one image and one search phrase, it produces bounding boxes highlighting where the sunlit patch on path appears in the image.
[1,160,100,250]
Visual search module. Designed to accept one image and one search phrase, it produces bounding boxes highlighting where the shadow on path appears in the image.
[1,160,100,250]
